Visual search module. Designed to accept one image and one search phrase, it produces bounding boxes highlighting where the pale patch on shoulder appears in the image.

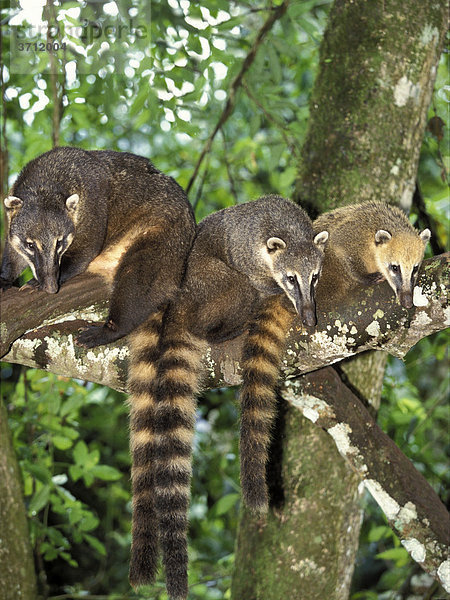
[87,226,158,282]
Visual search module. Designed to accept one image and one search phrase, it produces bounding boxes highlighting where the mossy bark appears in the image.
[0,399,38,600]
[231,1,447,598]
[296,0,447,218]
[231,406,362,600]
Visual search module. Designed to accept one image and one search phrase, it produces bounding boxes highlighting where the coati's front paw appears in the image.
[76,320,121,348]
[20,279,41,292]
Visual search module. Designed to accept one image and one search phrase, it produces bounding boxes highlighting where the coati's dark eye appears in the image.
[311,273,319,285]
[26,241,35,252]
[287,275,296,285]
[389,264,399,273]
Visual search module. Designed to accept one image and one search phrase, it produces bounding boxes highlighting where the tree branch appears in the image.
[282,368,450,591]
[1,253,447,391]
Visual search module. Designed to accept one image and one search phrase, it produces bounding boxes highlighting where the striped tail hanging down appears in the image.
[152,322,207,600]
[239,295,294,511]
[128,310,164,587]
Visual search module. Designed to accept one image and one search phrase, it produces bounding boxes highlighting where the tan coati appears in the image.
[313,201,430,309]
[0,146,196,347]
[128,195,328,599]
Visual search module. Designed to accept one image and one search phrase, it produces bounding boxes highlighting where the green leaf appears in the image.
[211,493,239,517]
[29,485,51,514]
[69,464,83,483]
[376,547,409,562]
[84,533,107,556]
[73,440,89,465]
[53,435,73,450]
[91,464,123,481]
[24,462,52,484]
[368,525,391,543]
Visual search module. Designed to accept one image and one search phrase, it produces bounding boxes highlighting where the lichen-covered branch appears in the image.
[282,367,450,591]
[1,253,448,391]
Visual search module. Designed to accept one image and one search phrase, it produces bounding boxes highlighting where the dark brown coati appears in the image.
[313,201,430,309]
[0,146,196,347]
[128,195,328,599]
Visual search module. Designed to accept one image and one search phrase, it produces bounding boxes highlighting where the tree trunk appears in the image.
[231,0,448,598]
[0,398,38,600]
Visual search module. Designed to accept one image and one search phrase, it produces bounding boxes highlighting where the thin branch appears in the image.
[221,128,240,205]
[186,0,290,195]
[242,79,300,159]
[192,152,211,211]
[45,0,64,147]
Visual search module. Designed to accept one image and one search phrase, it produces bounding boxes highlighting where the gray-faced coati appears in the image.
[128,195,328,599]
[0,146,196,347]
[313,201,430,309]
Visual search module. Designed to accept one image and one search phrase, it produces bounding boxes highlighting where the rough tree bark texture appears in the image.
[1,254,448,388]
[0,400,38,599]
[231,1,448,598]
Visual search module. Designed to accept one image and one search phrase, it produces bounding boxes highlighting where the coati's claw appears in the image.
[20,279,41,292]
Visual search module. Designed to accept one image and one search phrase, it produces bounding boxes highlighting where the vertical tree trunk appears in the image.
[0,399,38,600]
[231,1,447,598]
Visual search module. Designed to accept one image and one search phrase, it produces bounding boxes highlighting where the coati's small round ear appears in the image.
[4,195,23,210]
[375,229,392,244]
[420,228,431,244]
[266,237,286,252]
[66,193,80,212]
[314,230,328,247]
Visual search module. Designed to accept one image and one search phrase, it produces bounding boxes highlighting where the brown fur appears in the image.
[313,201,430,308]
[129,196,327,599]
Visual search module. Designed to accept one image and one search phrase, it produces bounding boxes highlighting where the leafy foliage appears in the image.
[1,0,448,598]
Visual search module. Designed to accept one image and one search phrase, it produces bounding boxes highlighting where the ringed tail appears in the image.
[128,310,164,587]
[239,295,294,511]
[153,322,207,600]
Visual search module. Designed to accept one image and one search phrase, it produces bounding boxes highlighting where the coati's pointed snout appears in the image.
[399,290,413,309]
[41,278,59,294]
[300,304,317,327]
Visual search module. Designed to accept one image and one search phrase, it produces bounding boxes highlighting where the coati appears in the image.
[0,146,196,347]
[313,201,431,309]
[128,195,328,599]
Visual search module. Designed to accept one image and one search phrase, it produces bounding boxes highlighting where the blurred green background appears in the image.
[1,1,448,598]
